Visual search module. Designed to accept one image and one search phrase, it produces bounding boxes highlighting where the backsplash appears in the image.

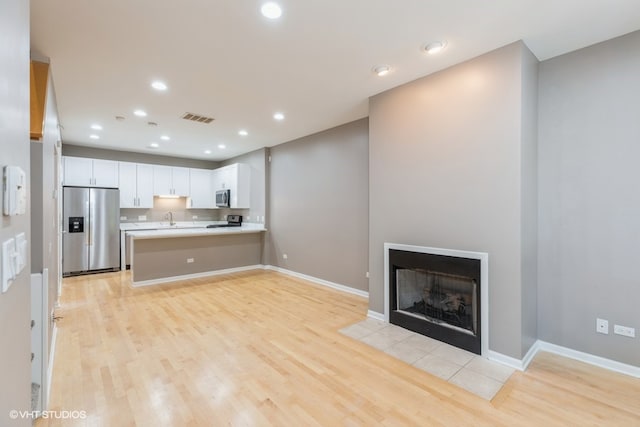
[120,197,250,223]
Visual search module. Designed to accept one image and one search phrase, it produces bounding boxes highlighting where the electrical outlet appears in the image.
[187,258,194,264]
[283,254,288,260]
[613,324,635,338]
[192,215,198,219]
[120,216,127,220]
[138,215,147,221]
[365,271,370,278]
[596,318,608,334]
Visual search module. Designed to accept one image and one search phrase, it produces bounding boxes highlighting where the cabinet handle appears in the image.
[137,197,140,206]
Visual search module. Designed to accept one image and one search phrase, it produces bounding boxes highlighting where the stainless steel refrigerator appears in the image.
[63,187,120,276]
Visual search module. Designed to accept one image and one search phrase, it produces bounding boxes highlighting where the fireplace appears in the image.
[384,243,488,355]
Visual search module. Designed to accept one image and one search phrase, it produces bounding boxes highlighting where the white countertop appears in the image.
[127,223,267,239]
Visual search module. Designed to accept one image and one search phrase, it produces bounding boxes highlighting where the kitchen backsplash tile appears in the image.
[120,197,248,223]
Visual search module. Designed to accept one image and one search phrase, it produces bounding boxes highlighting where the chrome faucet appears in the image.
[165,211,176,226]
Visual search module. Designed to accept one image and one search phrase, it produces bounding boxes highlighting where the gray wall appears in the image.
[0,0,32,424]
[520,47,539,356]
[369,42,537,359]
[266,119,369,292]
[538,31,640,366]
[62,144,219,169]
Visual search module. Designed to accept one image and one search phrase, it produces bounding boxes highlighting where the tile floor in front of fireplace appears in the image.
[339,318,515,400]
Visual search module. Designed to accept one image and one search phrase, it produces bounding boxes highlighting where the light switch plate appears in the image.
[14,232,26,274]
[2,238,16,293]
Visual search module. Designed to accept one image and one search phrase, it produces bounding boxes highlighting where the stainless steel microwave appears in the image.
[216,189,230,207]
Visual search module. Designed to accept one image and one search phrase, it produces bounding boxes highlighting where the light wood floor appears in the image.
[37,270,640,426]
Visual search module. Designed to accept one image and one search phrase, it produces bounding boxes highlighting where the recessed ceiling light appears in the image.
[89,134,100,140]
[273,112,285,121]
[160,135,170,141]
[134,109,147,117]
[151,81,168,91]
[261,2,282,19]
[373,65,391,76]
[90,124,102,130]
[422,40,447,55]
[204,150,212,154]
[218,144,226,149]
[149,142,159,148]
[238,129,249,136]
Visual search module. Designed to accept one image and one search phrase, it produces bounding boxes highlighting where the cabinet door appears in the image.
[171,167,190,196]
[63,157,93,186]
[225,164,239,206]
[153,165,172,195]
[234,163,251,208]
[118,162,137,208]
[188,169,213,208]
[136,164,154,208]
[93,159,119,188]
[214,165,229,189]
[211,168,222,192]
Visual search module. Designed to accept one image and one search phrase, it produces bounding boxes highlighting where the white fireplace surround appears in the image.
[384,243,489,357]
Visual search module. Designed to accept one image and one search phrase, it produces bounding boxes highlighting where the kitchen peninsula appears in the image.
[127,223,266,285]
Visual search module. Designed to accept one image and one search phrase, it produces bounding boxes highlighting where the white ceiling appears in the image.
[31,0,640,161]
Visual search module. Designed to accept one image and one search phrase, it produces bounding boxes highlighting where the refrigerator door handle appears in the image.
[88,199,94,246]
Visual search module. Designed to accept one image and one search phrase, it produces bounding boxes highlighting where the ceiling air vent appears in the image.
[181,112,215,124]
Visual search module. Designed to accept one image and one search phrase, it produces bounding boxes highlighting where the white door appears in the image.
[153,165,172,195]
[136,164,154,208]
[171,167,190,196]
[118,162,137,208]
[189,169,213,208]
[92,159,119,188]
[63,157,93,186]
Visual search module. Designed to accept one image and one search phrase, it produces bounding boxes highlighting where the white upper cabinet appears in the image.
[212,163,250,208]
[188,168,214,209]
[119,162,154,208]
[63,156,118,188]
[153,165,190,196]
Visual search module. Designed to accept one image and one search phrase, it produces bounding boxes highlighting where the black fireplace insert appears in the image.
[388,249,481,354]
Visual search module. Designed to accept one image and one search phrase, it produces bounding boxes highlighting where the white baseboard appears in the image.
[536,340,640,378]
[131,265,265,287]
[46,324,57,409]
[488,339,639,377]
[487,350,527,371]
[265,266,369,299]
[367,310,385,321]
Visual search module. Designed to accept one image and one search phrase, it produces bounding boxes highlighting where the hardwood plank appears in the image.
[35,270,640,426]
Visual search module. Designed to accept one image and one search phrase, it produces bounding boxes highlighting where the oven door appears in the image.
[215,189,230,207]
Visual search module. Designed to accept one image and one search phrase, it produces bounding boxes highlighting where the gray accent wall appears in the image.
[520,47,539,356]
[369,42,538,359]
[0,0,31,424]
[266,119,369,292]
[538,31,640,366]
